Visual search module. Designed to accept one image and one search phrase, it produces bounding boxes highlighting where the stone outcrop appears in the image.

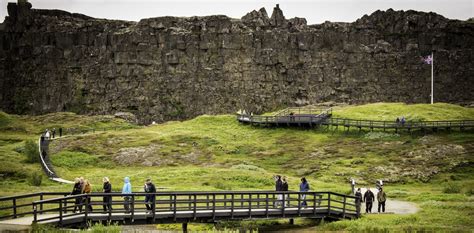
[0,1,473,123]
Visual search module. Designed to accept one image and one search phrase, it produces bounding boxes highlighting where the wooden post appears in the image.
[297,193,301,216]
[173,194,177,221]
[231,194,234,219]
[249,193,252,218]
[33,203,37,223]
[108,195,112,222]
[152,194,156,222]
[327,193,331,216]
[84,195,89,222]
[131,195,135,222]
[265,193,269,218]
[182,223,188,233]
[59,200,63,225]
[40,193,44,212]
[212,194,216,221]
[63,194,68,214]
[193,194,197,220]
[342,196,346,218]
[289,218,294,225]
[282,193,286,218]
[12,198,17,219]
[313,193,317,216]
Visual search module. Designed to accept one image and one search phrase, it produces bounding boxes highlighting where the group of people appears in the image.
[70,177,93,212]
[395,116,406,125]
[41,128,62,141]
[354,182,387,214]
[273,175,310,207]
[69,177,157,214]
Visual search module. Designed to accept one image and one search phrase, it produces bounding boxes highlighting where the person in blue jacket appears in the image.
[122,177,132,213]
[299,177,310,207]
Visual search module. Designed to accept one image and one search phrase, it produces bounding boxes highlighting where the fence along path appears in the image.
[237,108,474,132]
[0,191,359,229]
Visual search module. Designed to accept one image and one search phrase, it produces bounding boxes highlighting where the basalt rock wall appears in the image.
[1,2,473,123]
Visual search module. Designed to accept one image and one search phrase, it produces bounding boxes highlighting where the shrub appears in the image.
[88,221,120,233]
[24,139,39,163]
[29,172,42,186]
[443,182,461,194]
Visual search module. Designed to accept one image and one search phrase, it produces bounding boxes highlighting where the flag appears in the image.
[422,55,432,64]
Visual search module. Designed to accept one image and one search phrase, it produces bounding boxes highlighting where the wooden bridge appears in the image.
[0,191,359,230]
[237,108,474,132]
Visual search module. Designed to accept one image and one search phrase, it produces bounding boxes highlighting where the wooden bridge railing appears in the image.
[0,191,360,225]
[274,107,332,117]
[237,114,474,130]
[324,118,474,129]
[0,192,70,220]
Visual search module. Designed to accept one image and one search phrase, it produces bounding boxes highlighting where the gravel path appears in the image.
[359,188,419,214]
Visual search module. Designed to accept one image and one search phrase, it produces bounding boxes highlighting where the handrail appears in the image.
[237,114,474,129]
[38,137,55,177]
[1,191,360,223]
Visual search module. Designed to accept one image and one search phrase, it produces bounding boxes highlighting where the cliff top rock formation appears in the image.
[1,1,473,123]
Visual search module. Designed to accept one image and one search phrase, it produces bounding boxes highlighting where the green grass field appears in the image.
[0,103,473,232]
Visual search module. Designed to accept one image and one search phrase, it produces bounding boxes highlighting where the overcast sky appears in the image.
[1,0,472,24]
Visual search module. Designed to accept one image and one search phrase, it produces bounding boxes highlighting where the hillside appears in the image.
[0,103,473,231]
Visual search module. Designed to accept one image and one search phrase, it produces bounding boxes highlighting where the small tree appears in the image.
[29,172,42,186]
[24,139,39,163]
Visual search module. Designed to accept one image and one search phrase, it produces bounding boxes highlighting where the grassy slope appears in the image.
[0,103,473,231]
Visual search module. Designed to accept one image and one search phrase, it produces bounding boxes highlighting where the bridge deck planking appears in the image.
[0,207,356,226]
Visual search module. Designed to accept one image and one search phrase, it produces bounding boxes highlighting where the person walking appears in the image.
[70,178,83,213]
[59,127,63,137]
[52,128,56,139]
[282,176,289,207]
[299,177,310,207]
[377,188,387,213]
[122,177,132,213]
[355,188,362,215]
[376,180,384,191]
[350,178,356,194]
[45,129,50,140]
[274,175,283,207]
[82,179,93,212]
[363,188,375,213]
[102,177,112,212]
[401,116,406,126]
[144,178,156,213]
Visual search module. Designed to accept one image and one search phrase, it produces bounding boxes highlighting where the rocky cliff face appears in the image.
[1,2,473,123]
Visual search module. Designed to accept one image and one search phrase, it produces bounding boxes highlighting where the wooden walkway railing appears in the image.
[237,114,474,132]
[0,191,360,227]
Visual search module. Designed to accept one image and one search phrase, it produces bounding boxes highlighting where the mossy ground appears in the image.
[0,103,473,232]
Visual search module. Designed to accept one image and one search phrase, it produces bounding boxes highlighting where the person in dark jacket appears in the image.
[363,188,375,213]
[282,176,289,207]
[144,178,156,213]
[377,188,387,213]
[274,175,283,207]
[102,177,112,212]
[59,127,63,137]
[70,178,83,212]
[354,188,362,215]
[299,177,310,207]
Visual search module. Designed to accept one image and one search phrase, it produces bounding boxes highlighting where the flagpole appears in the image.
[431,51,434,104]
